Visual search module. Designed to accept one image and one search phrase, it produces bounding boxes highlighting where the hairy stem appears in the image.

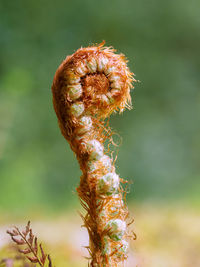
[52,42,136,266]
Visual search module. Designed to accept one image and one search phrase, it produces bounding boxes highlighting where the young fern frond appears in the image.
[51,42,136,266]
[7,221,53,267]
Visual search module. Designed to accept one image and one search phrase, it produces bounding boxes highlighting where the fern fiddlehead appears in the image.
[51,42,135,266]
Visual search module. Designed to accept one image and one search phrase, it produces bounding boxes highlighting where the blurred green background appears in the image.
[0,0,200,215]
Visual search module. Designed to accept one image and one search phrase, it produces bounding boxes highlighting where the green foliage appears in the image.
[0,0,200,212]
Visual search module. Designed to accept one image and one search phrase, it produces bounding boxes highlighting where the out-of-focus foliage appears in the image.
[1,205,200,266]
[0,0,200,212]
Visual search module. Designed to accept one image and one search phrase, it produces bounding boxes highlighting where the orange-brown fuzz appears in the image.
[83,73,110,94]
[51,43,135,266]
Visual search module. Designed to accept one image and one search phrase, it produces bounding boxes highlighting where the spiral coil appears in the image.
[52,43,135,266]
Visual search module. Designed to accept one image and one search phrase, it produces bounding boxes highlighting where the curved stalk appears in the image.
[51,42,135,266]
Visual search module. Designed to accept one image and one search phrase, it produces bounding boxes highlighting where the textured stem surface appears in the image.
[51,42,135,266]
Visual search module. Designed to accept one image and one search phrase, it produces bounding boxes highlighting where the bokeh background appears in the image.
[0,0,200,266]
